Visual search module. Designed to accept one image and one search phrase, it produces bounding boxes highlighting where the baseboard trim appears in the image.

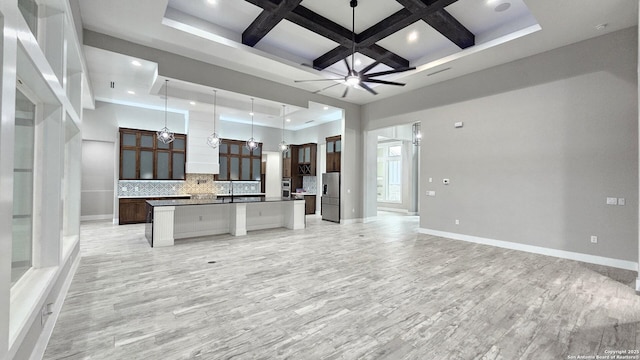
[377,207,409,214]
[418,228,638,271]
[341,218,363,225]
[80,214,112,221]
[29,249,81,360]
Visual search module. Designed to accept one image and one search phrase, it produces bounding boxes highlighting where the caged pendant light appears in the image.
[157,79,175,144]
[207,89,220,148]
[279,104,289,152]
[245,98,258,151]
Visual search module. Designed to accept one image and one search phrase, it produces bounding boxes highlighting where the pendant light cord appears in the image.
[213,90,217,131]
[282,105,286,140]
[251,98,254,138]
[164,79,168,127]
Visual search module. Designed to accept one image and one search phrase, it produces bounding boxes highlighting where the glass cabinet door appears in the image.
[218,157,228,180]
[140,150,154,179]
[140,134,154,148]
[335,139,341,153]
[230,157,240,180]
[298,147,304,163]
[252,158,261,180]
[241,158,251,180]
[327,140,334,153]
[304,146,311,162]
[122,150,136,179]
[172,152,185,179]
[156,151,170,179]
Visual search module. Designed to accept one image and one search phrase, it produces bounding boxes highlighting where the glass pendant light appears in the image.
[279,104,289,152]
[207,89,220,148]
[157,79,175,144]
[245,98,258,151]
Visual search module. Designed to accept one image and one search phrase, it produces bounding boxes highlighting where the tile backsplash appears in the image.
[303,176,317,195]
[118,174,261,197]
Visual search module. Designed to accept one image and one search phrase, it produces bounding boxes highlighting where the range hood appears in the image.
[186,111,219,175]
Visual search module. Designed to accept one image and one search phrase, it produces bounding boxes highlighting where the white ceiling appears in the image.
[78,0,638,114]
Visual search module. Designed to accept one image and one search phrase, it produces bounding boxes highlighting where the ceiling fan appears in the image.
[295,0,416,97]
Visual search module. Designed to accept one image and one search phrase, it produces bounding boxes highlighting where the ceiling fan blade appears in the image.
[362,79,406,86]
[301,63,346,77]
[342,86,349,98]
[312,83,342,94]
[343,58,352,73]
[360,60,381,75]
[359,82,378,96]
[294,78,344,83]
[365,66,416,78]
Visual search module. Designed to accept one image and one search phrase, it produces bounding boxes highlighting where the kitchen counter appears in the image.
[119,194,192,199]
[145,197,305,247]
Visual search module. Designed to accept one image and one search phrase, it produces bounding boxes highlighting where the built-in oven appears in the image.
[282,178,291,198]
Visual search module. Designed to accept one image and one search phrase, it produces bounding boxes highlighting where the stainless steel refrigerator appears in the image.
[321,173,340,222]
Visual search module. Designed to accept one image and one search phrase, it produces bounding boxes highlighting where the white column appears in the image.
[229,203,247,236]
[285,200,305,230]
[152,206,176,247]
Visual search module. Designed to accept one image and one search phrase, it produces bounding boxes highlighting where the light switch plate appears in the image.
[606,197,618,205]
[618,198,625,206]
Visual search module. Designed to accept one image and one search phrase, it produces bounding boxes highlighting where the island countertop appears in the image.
[146,197,301,207]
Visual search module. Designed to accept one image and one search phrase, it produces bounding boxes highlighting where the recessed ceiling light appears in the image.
[494,2,511,12]
[323,106,329,110]
[190,101,196,105]
[354,58,362,66]
[595,23,608,30]
[408,31,418,43]
[286,118,291,122]
[249,112,254,116]
[207,0,217,4]
[127,90,135,95]
[131,60,141,67]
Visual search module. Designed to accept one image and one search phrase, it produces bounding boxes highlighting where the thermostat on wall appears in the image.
[454,122,463,128]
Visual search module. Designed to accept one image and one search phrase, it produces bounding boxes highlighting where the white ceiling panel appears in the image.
[302,0,404,33]
[255,19,340,62]
[377,21,460,64]
[167,0,261,34]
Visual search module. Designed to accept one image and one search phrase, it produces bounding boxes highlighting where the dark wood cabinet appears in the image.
[297,143,317,175]
[119,196,190,225]
[216,139,262,181]
[326,135,341,172]
[119,128,186,180]
[282,146,295,178]
[304,195,316,215]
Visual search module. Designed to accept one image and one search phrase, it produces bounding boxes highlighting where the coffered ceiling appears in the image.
[78,0,638,108]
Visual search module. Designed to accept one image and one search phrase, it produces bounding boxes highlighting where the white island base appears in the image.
[146,199,305,247]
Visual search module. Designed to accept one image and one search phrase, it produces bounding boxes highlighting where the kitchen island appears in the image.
[145,197,305,247]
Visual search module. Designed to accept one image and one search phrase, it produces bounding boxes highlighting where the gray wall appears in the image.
[362,28,638,262]
[80,140,115,220]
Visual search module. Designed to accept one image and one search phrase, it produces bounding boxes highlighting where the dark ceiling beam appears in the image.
[358,44,410,69]
[242,0,303,47]
[395,0,474,49]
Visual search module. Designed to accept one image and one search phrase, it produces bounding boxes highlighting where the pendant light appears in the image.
[157,79,175,144]
[245,98,258,151]
[279,104,289,152]
[207,89,220,148]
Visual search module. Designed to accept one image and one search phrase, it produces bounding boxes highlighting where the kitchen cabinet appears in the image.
[216,139,262,181]
[119,196,190,225]
[297,143,317,175]
[326,135,341,172]
[119,128,187,180]
[304,195,316,215]
[282,146,295,178]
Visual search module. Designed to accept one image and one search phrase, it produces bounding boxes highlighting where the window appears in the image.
[216,139,262,181]
[12,89,36,285]
[377,142,402,203]
[119,128,186,180]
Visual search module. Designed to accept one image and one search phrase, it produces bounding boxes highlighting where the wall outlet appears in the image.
[606,197,617,205]
[454,121,464,128]
[590,235,598,244]
[618,198,625,206]
[428,177,433,183]
[426,191,436,197]
[455,219,460,225]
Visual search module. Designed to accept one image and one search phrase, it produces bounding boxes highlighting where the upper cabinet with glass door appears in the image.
[326,135,341,172]
[119,128,187,180]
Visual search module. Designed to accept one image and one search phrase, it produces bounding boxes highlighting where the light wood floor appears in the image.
[44,213,640,359]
